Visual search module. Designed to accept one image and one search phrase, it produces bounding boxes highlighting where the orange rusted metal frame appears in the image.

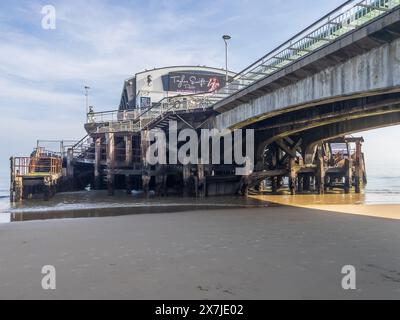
[13,156,62,177]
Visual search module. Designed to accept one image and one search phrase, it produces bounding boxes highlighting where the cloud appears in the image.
[0,78,81,109]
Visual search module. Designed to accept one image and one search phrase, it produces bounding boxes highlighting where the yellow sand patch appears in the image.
[249,194,400,220]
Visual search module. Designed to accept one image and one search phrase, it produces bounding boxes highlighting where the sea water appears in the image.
[0,165,399,223]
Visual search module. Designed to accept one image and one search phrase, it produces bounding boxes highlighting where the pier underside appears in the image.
[10,107,380,201]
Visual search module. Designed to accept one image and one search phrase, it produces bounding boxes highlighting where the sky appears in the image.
[0,0,399,185]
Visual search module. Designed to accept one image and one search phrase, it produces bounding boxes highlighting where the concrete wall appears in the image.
[215,37,400,130]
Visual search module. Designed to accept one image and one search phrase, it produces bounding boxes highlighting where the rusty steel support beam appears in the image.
[125,135,132,167]
[289,158,298,195]
[344,159,353,194]
[182,165,191,197]
[354,140,363,194]
[197,164,206,198]
[316,148,325,195]
[141,130,150,195]
[94,137,101,190]
[66,148,74,178]
[106,132,115,196]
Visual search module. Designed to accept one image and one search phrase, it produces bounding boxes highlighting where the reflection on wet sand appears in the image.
[7,191,269,223]
[250,193,400,220]
[251,192,366,206]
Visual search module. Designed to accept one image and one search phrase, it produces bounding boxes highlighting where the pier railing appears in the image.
[87,92,215,132]
[87,109,140,124]
[35,140,79,158]
[11,156,62,177]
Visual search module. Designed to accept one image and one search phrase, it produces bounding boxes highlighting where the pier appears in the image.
[9,0,400,201]
[10,148,62,202]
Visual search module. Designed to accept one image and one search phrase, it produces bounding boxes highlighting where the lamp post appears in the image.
[222,35,231,83]
[84,86,91,115]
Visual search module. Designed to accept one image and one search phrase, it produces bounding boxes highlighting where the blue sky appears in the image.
[0,0,399,184]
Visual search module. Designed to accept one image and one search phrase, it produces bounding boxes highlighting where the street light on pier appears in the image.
[84,86,91,115]
[222,35,231,83]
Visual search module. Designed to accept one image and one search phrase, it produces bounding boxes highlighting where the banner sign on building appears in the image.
[162,71,227,93]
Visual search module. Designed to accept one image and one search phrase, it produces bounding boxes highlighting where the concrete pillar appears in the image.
[271,177,278,194]
[310,176,316,190]
[316,154,325,194]
[354,141,362,194]
[271,145,278,194]
[197,163,205,197]
[43,176,57,201]
[106,132,115,195]
[344,159,352,194]
[142,175,150,195]
[10,157,15,203]
[183,165,191,196]
[10,157,23,202]
[66,148,74,178]
[125,174,133,194]
[125,135,132,167]
[297,176,304,193]
[141,130,150,195]
[94,137,101,190]
[325,172,331,191]
[162,173,168,196]
[361,153,368,186]
[277,177,283,189]
[14,177,23,202]
[123,135,133,194]
[240,177,250,197]
[155,165,165,196]
[289,158,297,195]
[303,176,310,191]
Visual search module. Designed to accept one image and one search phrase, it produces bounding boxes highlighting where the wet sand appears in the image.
[1,204,400,299]
[250,194,400,220]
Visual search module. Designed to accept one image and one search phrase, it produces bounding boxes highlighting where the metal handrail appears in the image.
[86,90,218,132]
[13,156,62,176]
[36,140,79,157]
[72,135,89,149]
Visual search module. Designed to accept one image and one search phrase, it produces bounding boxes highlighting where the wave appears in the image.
[369,176,400,180]
[365,189,400,194]
[8,201,266,214]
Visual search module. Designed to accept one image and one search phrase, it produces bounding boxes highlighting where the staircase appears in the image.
[71,135,95,163]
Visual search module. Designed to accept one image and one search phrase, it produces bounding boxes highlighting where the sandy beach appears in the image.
[1,203,400,299]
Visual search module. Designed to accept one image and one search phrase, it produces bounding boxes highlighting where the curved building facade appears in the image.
[119,66,236,110]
